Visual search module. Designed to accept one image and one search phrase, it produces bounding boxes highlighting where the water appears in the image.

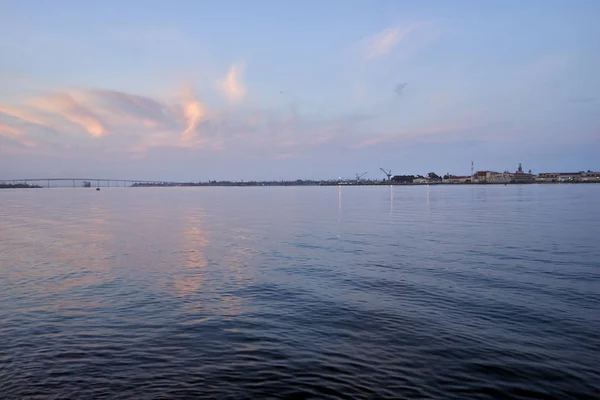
[0,185,599,399]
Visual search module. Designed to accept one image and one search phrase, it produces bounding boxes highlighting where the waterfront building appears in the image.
[443,175,472,184]
[512,162,535,183]
[537,171,600,183]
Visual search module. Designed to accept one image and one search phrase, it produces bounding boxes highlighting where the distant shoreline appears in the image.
[0,183,42,189]
[129,181,600,187]
[3,169,599,188]
[2,181,599,189]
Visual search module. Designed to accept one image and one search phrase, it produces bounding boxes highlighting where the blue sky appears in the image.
[1,0,599,180]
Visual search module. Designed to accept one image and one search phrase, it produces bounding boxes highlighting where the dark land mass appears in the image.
[130,180,599,188]
[0,183,42,189]
[132,180,394,187]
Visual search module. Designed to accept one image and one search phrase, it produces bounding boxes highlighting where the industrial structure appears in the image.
[380,168,393,181]
[355,172,367,182]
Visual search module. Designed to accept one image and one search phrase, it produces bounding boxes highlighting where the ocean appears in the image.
[1,185,599,399]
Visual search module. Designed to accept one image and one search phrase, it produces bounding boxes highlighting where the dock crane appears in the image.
[380,168,392,181]
[356,172,367,182]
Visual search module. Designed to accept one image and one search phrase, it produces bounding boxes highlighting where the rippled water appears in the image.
[1,185,599,399]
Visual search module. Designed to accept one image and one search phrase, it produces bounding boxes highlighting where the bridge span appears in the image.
[0,178,187,188]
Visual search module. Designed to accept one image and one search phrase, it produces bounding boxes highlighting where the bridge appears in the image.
[0,178,188,188]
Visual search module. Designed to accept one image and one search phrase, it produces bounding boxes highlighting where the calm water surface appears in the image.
[0,185,599,399]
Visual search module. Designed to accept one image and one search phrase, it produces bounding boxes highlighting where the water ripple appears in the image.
[1,185,599,399]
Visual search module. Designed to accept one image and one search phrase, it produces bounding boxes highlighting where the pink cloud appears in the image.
[0,122,22,137]
[311,135,333,144]
[28,93,109,137]
[0,70,365,158]
[274,153,301,160]
[181,99,206,142]
[361,26,413,61]
[278,140,297,148]
[218,62,246,104]
[247,115,261,127]
[0,104,56,131]
[0,122,38,147]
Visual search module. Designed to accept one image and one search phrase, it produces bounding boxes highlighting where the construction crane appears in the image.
[356,172,367,182]
[380,168,392,181]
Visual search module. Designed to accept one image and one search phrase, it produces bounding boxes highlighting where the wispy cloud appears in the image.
[274,153,301,160]
[89,89,176,129]
[567,96,596,103]
[352,23,428,106]
[361,26,413,61]
[28,92,109,138]
[218,62,246,104]
[0,77,369,159]
[352,120,487,148]
[0,104,57,131]
[182,100,206,140]
[0,122,38,147]
[394,82,408,96]
[177,85,207,144]
[0,122,22,137]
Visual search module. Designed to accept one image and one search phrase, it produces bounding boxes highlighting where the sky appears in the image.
[1,0,599,181]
